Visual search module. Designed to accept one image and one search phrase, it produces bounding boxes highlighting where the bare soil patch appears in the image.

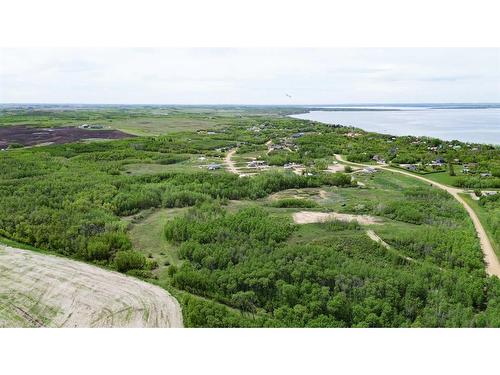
[0,125,134,148]
[293,211,381,225]
[326,164,345,173]
[0,245,182,328]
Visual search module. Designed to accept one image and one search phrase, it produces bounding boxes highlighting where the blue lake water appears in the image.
[290,105,500,144]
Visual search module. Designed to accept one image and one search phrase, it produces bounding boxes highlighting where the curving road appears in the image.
[0,245,183,328]
[335,154,500,277]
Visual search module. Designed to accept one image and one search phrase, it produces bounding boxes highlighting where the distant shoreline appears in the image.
[291,107,500,145]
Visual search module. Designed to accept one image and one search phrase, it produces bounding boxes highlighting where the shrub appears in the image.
[114,250,146,272]
[270,198,318,208]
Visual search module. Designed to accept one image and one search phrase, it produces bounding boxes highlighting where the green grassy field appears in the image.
[125,208,186,271]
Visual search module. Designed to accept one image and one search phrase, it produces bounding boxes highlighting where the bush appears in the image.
[114,250,146,272]
[85,232,132,261]
[270,198,318,208]
[126,269,154,279]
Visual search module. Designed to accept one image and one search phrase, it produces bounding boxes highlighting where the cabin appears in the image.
[362,167,377,174]
[400,164,417,171]
[480,172,492,178]
[247,160,267,168]
[291,132,305,139]
[429,158,445,167]
[207,164,221,171]
[372,155,386,164]
[81,124,103,129]
[270,145,284,151]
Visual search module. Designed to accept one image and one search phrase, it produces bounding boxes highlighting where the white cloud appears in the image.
[0,48,499,104]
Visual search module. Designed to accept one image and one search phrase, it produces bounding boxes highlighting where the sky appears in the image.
[0,48,499,104]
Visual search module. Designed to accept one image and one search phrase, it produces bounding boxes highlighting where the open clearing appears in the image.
[326,164,345,173]
[0,245,183,328]
[293,211,381,225]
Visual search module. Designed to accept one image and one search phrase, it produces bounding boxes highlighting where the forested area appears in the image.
[1,108,499,327]
[164,202,500,327]
[0,133,351,271]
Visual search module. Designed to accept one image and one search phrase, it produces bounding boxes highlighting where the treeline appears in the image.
[453,176,500,189]
[112,171,353,216]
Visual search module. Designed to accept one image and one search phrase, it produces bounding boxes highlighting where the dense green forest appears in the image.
[1,106,499,327]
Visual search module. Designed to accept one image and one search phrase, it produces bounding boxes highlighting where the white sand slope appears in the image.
[0,245,183,328]
[293,211,381,225]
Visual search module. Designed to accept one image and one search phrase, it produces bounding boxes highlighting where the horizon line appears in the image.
[1,102,500,106]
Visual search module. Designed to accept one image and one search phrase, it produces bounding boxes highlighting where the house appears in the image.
[480,172,492,178]
[429,158,446,167]
[207,164,221,171]
[400,164,417,171]
[372,155,386,164]
[483,191,498,196]
[462,167,469,174]
[291,132,305,138]
[207,131,217,135]
[81,124,103,129]
[362,167,377,174]
[247,160,267,168]
[270,145,284,151]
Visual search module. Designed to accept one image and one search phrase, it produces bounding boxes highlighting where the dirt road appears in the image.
[335,154,500,277]
[224,148,244,176]
[0,245,183,328]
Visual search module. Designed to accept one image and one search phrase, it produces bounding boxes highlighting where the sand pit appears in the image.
[0,245,183,328]
[293,211,381,225]
[326,164,345,173]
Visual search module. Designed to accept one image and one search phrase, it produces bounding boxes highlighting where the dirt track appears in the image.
[335,154,500,277]
[0,245,183,328]
[366,229,415,263]
[293,211,381,225]
[224,148,244,176]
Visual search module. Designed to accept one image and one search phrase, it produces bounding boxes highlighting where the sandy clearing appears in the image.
[334,154,500,277]
[326,164,345,173]
[293,211,381,225]
[0,245,183,328]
